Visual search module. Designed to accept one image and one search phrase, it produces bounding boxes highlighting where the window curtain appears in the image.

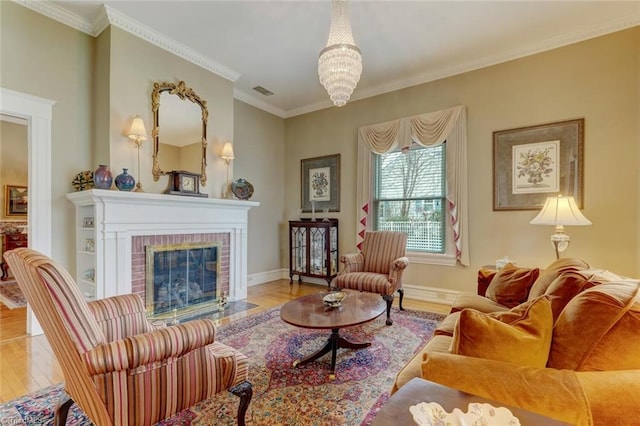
[356,105,469,266]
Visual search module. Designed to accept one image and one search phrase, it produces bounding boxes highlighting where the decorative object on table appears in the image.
[323,291,347,308]
[127,115,147,192]
[71,170,94,191]
[1,224,19,235]
[114,168,135,191]
[322,207,330,222]
[164,170,207,197]
[310,200,317,221]
[318,0,362,107]
[231,178,254,200]
[4,185,28,217]
[93,165,113,190]
[495,256,515,269]
[530,194,591,259]
[409,401,520,426]
[220,141,235,198]
[493,118,584,211]
[301,154,340,212]
[151,80,208,188]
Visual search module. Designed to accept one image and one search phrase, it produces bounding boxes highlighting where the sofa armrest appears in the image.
[339,253,364,274]
[575,369,640,425]
[83,319,217,375]
[421,351,592,426]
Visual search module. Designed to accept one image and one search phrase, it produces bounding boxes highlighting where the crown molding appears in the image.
[104,6,240,82]
[233,89,287,118]
[13,0,95,35]
[285,9,640,118]
[12,1,240,82]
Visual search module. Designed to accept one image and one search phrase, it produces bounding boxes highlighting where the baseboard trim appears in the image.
[402,283,458,306]
[247,270,458,307]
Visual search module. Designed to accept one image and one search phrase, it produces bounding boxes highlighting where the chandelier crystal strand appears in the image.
[318,0,362,107]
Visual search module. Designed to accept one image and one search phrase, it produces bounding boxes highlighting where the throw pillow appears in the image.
[548,280,640,370]
[485,264,540,308]
[451,296,553,368]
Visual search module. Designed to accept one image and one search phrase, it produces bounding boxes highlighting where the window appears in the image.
[373,144,447,254]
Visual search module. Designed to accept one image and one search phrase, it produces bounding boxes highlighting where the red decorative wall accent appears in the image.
[131,233,230,305]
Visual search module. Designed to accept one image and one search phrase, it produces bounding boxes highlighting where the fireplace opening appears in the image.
[146,242,221,318]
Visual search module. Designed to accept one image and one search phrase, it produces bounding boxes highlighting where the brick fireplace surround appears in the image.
[67,190,259,303]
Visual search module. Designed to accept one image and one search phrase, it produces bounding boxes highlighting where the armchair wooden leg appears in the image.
[383,294,394,325]
[397,288,405,311]
[54,394,74,426]
[230,380,253,426]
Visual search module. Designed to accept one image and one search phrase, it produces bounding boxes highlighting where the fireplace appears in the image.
[146,242,221,317]
[66,190,259,307]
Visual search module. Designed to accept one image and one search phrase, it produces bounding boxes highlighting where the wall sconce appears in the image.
[530,194,592,259]
[127,115,147,192]
[220,141,235,198]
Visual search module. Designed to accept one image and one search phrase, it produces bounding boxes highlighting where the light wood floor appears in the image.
[0,279,450,403]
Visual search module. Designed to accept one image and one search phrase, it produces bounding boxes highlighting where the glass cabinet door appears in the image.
[289,219,338,285]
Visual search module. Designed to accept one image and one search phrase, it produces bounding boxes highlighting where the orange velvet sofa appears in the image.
[392,258,640,425]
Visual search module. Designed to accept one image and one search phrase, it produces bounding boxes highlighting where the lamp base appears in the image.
[550,226,570,259]
[134,182,144,192]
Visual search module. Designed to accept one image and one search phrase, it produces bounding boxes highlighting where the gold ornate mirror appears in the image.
[151,81,208,185]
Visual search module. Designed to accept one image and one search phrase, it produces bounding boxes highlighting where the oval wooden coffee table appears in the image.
[280,290,386,379]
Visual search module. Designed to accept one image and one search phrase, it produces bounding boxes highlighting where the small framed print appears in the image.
[301,154,340,212]
[493,119,584,211]
[83,217,94,228]
[4,185,28,217]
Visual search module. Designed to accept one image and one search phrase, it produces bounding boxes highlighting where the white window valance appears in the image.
[356,105,469,266]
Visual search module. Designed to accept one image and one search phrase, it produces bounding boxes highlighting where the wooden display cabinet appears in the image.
[289,219,338,285]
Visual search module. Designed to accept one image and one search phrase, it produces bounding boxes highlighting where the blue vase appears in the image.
[115,168,135,191]
[93,164,113,189]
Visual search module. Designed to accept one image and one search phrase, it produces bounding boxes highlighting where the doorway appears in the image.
[0,87,54,337]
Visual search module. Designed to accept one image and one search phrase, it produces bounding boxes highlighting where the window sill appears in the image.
[407,251,457,266]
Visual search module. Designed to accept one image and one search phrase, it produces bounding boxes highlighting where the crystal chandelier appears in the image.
[318,0,362,107]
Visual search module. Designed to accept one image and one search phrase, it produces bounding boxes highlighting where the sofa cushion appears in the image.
[485,263,540,308]
[543,271,599,321]
[449,292,510,314]
[528,258,589,300]
[548,279,640,371]
[451,296,553,368]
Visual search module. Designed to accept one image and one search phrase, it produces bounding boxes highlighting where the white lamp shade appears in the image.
[221,141,235,160]
[128,116,147,141]
[530,195,591,226]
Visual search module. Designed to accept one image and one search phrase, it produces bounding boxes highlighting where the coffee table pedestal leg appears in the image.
[293,328,371,379]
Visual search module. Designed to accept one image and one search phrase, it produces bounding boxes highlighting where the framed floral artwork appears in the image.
[493,119,584,210]
[301,154,340,212]
[4,185,28,217]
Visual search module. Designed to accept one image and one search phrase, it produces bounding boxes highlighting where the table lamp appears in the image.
[127,115,147,192]
[220,141,235,198]
[530,194,591,259]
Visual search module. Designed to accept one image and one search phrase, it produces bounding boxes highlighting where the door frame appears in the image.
[1,87,54,335]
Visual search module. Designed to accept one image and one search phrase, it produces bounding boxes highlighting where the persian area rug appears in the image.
[0,307,445,425]
[0,279,26,309]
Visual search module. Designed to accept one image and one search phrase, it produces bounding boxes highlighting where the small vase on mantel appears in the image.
[115,168,135,191]
[93,164,113,189]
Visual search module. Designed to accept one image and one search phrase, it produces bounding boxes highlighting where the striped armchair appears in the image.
[4,248,252,426]
[331,231,409,325]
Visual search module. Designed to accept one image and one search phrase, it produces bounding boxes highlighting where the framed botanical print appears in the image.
[301,154,340,212]
[493,119,584,210]
[4,185,28,216]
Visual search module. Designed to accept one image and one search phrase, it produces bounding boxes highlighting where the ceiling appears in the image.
[29,1,640,117]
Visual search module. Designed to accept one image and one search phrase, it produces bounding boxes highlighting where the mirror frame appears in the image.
[151,80,208,185]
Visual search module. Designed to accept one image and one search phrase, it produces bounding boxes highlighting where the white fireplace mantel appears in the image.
[66,189,259,301]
